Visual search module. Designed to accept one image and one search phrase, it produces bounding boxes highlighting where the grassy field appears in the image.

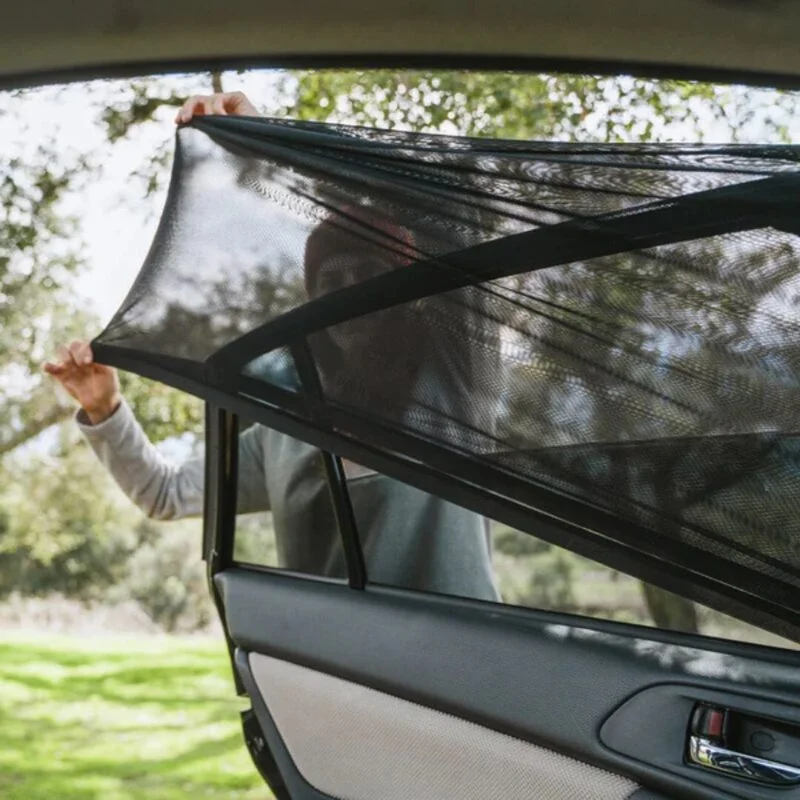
[0,633,270,800]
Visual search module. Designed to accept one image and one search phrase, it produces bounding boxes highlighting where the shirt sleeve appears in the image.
[77,399,269,520]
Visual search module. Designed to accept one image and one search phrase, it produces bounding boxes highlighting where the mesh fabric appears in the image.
[95,116,800,639]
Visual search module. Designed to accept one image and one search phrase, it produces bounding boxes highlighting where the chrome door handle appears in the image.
[689,735,800,786]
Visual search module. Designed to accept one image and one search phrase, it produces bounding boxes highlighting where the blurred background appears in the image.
[1,69,799,798]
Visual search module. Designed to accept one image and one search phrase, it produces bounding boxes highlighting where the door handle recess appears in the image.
[689,735,800,787]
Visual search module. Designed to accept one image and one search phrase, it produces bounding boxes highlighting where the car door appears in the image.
[94,114,800,800]
[201,407,800,800]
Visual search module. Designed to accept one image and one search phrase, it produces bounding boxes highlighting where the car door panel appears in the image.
[218,568,800,800]
[237,652,669,800]
[236,650,336,800]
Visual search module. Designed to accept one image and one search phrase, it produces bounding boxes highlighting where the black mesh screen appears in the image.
[94,115,800,640]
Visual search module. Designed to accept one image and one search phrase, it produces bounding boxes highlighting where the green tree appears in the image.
[282,69,799,142]
[0,82,207,605]
[124,517,212,632]
[0,90,92,455]
[0,436,140,599]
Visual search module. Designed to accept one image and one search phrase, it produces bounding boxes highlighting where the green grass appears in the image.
[0,632,270,800]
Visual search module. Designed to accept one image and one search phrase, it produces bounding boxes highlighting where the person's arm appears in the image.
[45,341,270,520]
[77,399,203,520]
[76,400,268,519]
[42,90,269,518]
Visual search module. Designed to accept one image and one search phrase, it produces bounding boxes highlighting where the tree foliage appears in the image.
[0,438,139,599]
[277,69,798,143]
[125,518,212,632]
[0,79,209,621]
[0,91,94,455]
[1,84,207,458]
[120,373,204,444]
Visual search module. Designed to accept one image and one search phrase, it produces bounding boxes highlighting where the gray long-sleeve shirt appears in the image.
[78,401,499,601]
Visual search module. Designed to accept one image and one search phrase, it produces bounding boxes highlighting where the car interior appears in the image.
[4,3,800,800]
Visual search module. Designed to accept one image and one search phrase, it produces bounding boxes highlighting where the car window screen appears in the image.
[93,115,800,641]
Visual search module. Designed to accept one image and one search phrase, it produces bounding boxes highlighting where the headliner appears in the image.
[4,0,800,89]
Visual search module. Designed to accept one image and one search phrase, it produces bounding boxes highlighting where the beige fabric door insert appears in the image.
[250,653,638,800]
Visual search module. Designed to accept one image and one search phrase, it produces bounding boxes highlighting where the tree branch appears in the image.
[0,403,73,457]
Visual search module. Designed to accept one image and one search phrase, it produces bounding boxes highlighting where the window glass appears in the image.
[241,346,301,393]
[227,414,797,650]
[346,465,799,650]
[233,510,278,567]
[491,524,797,650]
[231,420,345,580]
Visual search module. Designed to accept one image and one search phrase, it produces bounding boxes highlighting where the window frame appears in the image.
[199,364,800,647]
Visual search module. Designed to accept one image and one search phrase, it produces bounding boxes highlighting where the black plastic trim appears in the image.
[601,684,800,800]
[204,404,244,694]
[319,451,366,589]
[209,407,239,572]
[290,341,366,588]
[201,402,217,563]
[240,708,292,800]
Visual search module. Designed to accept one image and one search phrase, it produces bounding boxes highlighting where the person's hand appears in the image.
[175,91,259,124]
[44,341,121,425]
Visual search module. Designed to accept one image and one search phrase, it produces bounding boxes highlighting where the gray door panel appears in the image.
[246,651,639,800]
